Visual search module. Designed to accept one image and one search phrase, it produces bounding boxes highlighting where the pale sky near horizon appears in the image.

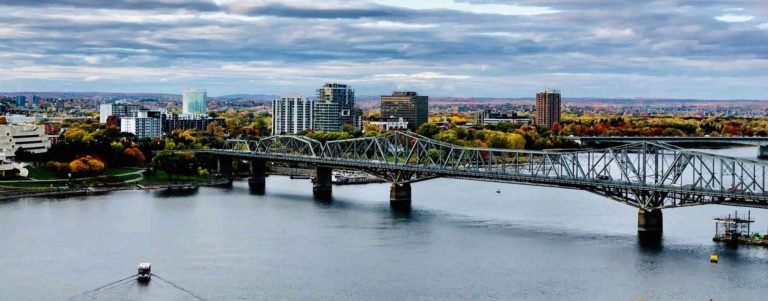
[0,0,767,99]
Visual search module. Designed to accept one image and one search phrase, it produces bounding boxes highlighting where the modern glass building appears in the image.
[183,88,208,115]
[15,96,25,107]
[381,92,429,131]
[272,94,314,135]
[315,83,359,131]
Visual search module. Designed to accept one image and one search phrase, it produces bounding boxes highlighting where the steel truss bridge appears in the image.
[196,131,768,214]
[569,136,768,146]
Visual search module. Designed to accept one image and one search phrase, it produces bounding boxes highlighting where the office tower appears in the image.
[31,95,41,105]
[272,94,314,135]
[535,89,561,129]
[15,96,26,107]
[381,92,429,131]
[183,88,207,115]
[315,83,358,131]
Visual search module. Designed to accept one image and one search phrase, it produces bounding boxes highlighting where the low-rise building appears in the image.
[475,110,532,126]
[368,117,409,131]
[0,124,51,160]
[162,114,225,133]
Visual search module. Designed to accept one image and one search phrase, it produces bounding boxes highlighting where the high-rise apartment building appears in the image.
[381,92,429,131]
[120,110,162,139]
[535,89,561,129]
[314,83,359,131]
[272,95,314,135]
[183,88,207,115]
[99,103,141,123]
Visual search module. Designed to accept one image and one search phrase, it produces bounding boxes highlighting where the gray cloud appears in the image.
[0,0,220,11]
[0,0,766,99]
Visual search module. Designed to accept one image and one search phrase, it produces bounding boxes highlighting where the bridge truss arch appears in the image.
[208,131,768,210]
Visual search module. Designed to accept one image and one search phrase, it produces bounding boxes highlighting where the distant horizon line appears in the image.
[1,91,767,102]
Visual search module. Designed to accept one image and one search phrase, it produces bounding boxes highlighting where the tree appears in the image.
[152,151,197,179]
[417,123,440,138]
[123,147,146,166]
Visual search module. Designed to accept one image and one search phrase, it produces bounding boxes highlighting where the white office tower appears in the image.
[272,95,314,135]
[183,88,208,115]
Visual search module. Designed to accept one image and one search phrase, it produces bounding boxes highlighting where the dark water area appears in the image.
[1,147,767,300]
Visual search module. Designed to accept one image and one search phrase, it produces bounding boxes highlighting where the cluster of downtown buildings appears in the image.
[100,89,224,139]
[273,83,561,135]
[272,84,430,134]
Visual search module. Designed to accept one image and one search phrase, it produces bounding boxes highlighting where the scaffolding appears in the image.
[713,210,754,242]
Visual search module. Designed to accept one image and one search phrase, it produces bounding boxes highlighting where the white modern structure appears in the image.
[4,114,46,124]
[0,124,51,160]
[183,88,208,115]
[120,111,162,139]
[368,117,409,131]
[272,95,314,135]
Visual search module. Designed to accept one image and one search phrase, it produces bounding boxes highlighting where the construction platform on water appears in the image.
[713,210,768,247]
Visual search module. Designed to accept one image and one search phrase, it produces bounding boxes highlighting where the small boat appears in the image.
[496,189,501,194]
[137,263,151,283]
[289,174,311,180]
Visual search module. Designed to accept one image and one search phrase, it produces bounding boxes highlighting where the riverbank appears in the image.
[0,178,232,201]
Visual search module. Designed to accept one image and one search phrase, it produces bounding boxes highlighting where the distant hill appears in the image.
[215,94,279,101]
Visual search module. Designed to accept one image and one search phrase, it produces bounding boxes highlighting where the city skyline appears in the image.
[0,1,767,99]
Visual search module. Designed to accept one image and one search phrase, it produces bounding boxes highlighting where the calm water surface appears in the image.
[1,147,767,300]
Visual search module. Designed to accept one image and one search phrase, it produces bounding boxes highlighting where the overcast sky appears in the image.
[0,0,767,99]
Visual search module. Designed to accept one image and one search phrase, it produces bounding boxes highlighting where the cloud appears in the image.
[0,0,220,11]
[715,14,754,22]
[0,0,766,99]
[353,21,437,30]
[592,28,637,41]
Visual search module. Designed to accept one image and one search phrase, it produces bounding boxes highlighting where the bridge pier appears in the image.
[313,166,332,199]
[390,183,412,211]
[759,145,768,160]
[248,159,266,194]
[638,209,663,241]
[217,157,233,178]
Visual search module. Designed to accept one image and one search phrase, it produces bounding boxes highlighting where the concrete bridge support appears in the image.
[217,157,233,178]
[248,159,266,194]
[390,183,412,211]
[313,167,332,199]
[638,209,663,241]
[759,145,768,160]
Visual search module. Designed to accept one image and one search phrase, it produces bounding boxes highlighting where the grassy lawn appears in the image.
[26,166,143,180]
[139,171,212,185]
[105,167,144,176]
[26,167,63,180]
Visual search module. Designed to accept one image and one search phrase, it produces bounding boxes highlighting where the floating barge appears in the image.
[713,210,768,247]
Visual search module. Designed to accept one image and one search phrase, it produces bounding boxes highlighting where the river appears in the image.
[1,147,767,300]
